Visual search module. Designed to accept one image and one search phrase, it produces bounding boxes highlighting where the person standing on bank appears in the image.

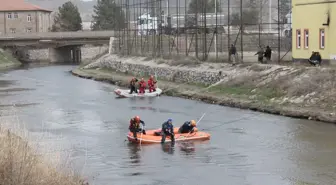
[255,46,265,63]
[229,44,237,65]
[264,46,272,63]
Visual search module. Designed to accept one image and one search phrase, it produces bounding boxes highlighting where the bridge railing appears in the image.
[0,31,119,40]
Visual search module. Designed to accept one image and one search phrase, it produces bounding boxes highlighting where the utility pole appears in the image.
[269,0,272,31]
[214,0,217,55]
[227,0,230,62]
[240,0,243,61]
[277,0,281,63]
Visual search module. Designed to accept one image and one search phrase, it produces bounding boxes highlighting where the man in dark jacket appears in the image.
[229,44,237,65]
[178,120,197,133]
[308,51,322,67]
[129,77,138,94]
[129,116,146,140]
[264,46,272,62]
[161,118,175,144]
[255,46,264,63]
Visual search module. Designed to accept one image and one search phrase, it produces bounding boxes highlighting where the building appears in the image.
[82,22,93,31]
[0,0,52,35]
[292,0,335,63]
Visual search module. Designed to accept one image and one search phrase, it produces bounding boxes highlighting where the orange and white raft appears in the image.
[127,128,210,144]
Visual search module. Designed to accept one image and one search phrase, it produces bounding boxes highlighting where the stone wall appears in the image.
[27,45,109,62]
[28,49,49,61]
[84,55,224,85]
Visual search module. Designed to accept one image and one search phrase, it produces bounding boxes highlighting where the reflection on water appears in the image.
[0,87,35,92]
[161,143,175,155]
[127,143,141,165]
[0,65,336,185]
[0,103,40,107]
[0,79,16,87]
[179,142,195,156]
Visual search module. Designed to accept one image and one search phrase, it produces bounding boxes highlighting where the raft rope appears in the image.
[200,114,257,131]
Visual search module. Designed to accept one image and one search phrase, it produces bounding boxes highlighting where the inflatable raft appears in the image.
[127,128,210,144]
[114,88,162,98]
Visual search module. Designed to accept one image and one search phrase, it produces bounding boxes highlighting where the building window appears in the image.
[7,13,12,19]
[27,14,31,22]
[26,28,32,33]
[10,28,16,33]
[296,29,301,49]
[14,12,18,19]
[304,29,309,49]
[320,28,325,49]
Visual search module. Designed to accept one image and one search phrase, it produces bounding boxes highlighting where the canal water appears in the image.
[0,65,335,185]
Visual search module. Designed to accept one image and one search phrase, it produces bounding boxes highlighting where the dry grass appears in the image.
[0,114,88,185]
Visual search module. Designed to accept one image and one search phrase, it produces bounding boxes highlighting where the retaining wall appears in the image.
[84,55,225,85]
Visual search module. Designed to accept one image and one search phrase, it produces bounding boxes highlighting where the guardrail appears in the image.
[0,31,117,40]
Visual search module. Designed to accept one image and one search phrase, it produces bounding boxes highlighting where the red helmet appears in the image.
[134,116,140,122]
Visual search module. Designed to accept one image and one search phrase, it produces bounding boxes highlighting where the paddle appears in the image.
[196,113,206,125]
[140,125,144,146]
[188,113,206,135]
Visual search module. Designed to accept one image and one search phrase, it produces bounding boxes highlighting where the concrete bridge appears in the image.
[0,31,117,63]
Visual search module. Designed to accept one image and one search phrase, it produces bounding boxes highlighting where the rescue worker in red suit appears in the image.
[147,75,157,92]
[138,78,146,94]
[129,116,146,141]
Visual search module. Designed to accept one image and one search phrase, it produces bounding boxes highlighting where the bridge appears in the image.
[0,31,117,63]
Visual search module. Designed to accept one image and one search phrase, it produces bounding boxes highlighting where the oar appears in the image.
[140,125,144,146]
[196,113,206,125]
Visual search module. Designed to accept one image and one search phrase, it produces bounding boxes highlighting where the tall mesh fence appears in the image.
[113,0,292,63]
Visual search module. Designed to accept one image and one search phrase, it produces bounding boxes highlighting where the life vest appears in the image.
[129,119,140,129]
[139,81,146,88]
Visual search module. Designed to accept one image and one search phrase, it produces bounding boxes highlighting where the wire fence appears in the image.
[113,0,292,63]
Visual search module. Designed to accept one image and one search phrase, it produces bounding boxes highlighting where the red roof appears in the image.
[0,0,52,12]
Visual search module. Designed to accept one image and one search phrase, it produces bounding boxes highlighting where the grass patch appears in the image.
[0,121,86,185]
[207,85,284,101]
[0,50,19,64]
[208,85,253,95]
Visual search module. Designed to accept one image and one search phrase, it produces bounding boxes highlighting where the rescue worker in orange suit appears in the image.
[129,116,146,141]
[178,120,197,133]
[129,77,138,94]
[147,75,157,92]
[138,78,146,94]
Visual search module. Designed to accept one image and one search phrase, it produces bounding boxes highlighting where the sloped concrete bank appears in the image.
[0,49,22,70]
[71,54,336,123]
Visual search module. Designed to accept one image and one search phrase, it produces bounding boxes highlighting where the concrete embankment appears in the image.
[0,49,21,69]
[71,54,336,123]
